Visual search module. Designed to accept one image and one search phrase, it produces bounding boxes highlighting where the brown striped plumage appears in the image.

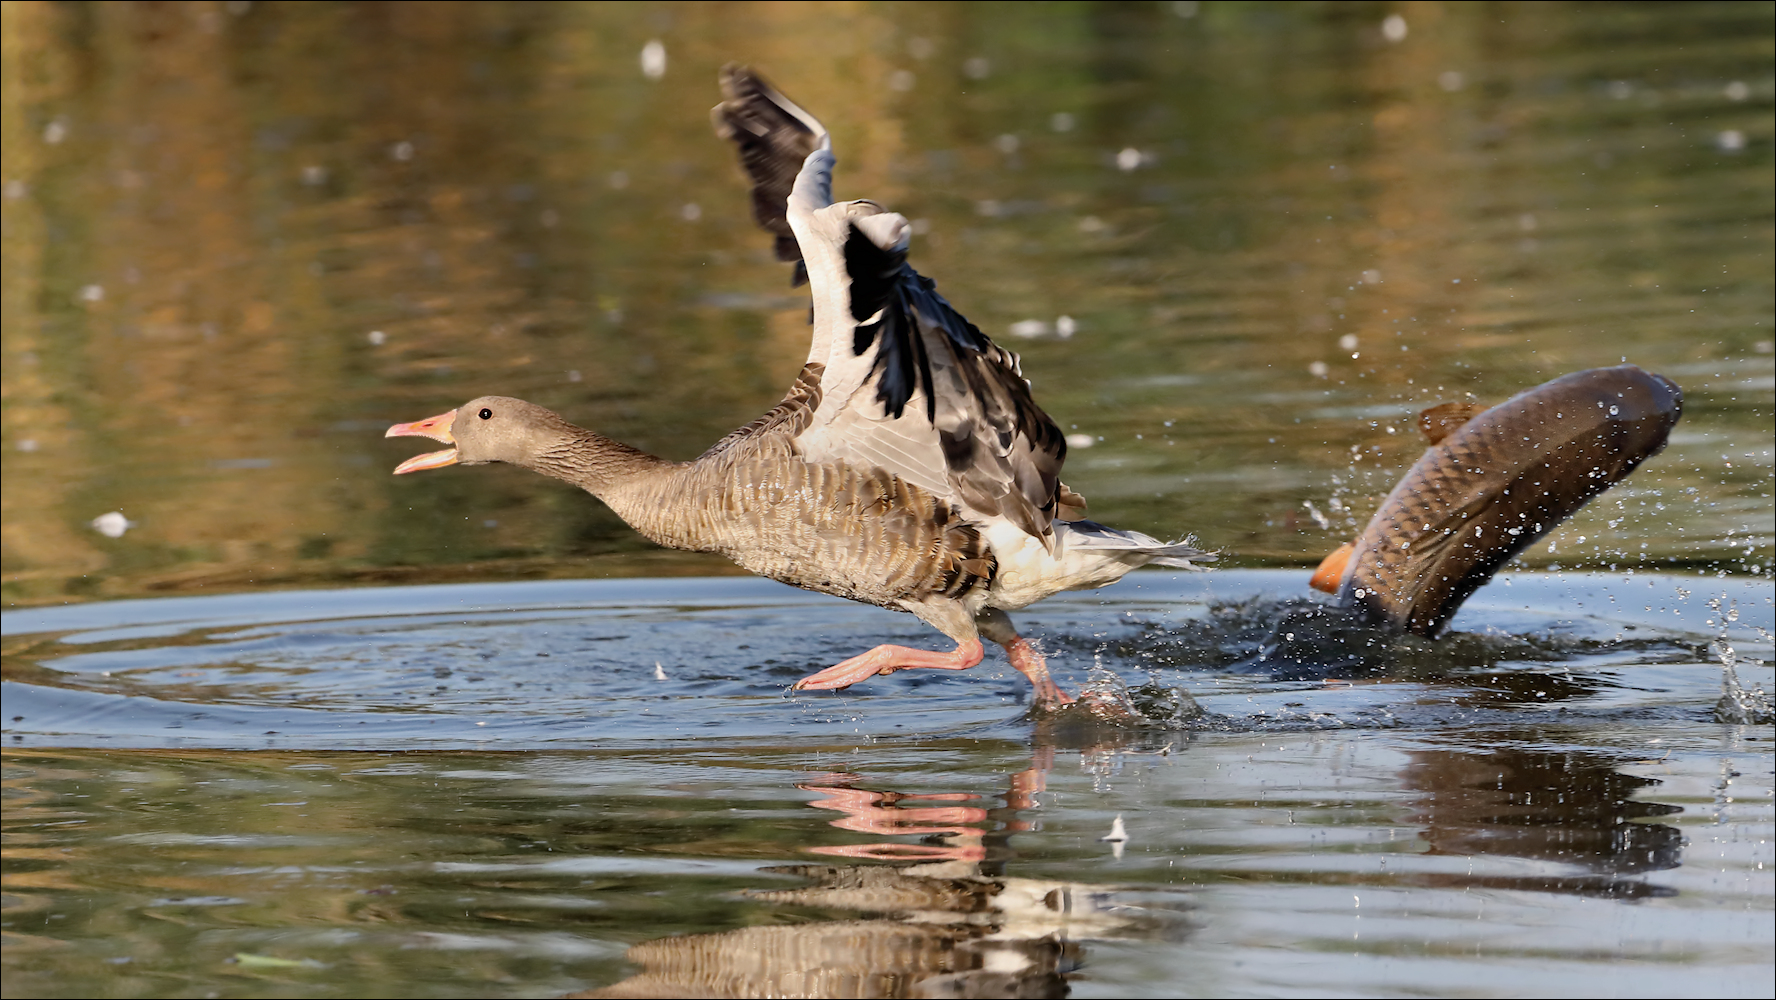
[401,390,1000,632]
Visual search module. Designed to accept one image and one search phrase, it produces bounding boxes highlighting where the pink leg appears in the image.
[793,638,984,692]
[1003,638,1073,707]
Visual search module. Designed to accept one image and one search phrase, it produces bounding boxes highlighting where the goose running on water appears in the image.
[386,67,1207,707]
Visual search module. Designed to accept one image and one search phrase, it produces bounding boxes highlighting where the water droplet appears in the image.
[640,40,666,80]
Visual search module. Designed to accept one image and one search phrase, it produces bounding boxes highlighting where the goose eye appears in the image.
[479,408,492,420]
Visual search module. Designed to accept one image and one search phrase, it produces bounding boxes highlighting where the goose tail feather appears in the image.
[1057,519,1215,569]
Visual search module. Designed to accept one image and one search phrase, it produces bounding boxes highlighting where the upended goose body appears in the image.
[1309,364,1681,636]
[387,68,1205,706]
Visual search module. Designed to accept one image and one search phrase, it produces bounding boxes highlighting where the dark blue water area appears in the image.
[4,570,1768,751]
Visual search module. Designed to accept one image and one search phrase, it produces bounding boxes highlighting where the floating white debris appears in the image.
[1338,334,1358,351]
[640,40,666,80]
[1115,147,1143,172]
[92,512,133,538]
[16,439,38,453]
[367,330,386,346]
[1102,814,1129,856]
[889,69,915,92]
[1361,269,1382,285]
[1717,130,1745,153]
[301,164,327,186]
[654,662,668,681]
[1009,319,1050,338]
[391,141,413,162]
[1309,360,1330,378]
[995,133,1019,154]
[1055,315,1078,338]
[1065,433,1095,449]
[1438,70,1464,92]
[680,202,701,222]
[1725,81,1749,102]
[962,56,990,79]
[1051,112,1075,132]
[1382,14,1407,42]
[608,170,629,190]
[79,284,104,303]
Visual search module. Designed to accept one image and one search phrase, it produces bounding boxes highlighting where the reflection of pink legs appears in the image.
[802,784,988,861]
[1004,637,1073,706]
[793,638,984,691]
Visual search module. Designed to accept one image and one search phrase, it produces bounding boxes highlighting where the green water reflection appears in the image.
[5,732,1768,998]
[3,1,1772,604]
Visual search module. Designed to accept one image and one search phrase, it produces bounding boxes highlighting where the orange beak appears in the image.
[386,409,459,474]
[1309,542,1355,594]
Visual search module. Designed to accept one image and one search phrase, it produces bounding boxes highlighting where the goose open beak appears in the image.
[386,409,459,474]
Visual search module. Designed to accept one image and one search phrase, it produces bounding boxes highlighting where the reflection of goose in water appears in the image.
[572,727,1682,998]
[574,864,1127,999]
[1405,741,1683,894]
[387,66,1206,709]
[573,758,1175,1000]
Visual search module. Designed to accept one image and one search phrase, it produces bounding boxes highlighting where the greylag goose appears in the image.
[1309,365,1681,635]
[387,66,1206,707]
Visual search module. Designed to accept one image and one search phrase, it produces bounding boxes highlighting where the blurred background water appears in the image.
[2,0,1770,603]
[2,4,1773,998]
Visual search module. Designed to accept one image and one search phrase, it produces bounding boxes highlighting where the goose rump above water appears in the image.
[386,66,1206,707]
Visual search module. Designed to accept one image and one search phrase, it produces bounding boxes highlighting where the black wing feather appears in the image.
[843,224,1067,540]
[711,65,820,284]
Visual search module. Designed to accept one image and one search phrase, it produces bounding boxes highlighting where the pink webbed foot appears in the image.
[793,638,985,692]
[1004,637,1074,708]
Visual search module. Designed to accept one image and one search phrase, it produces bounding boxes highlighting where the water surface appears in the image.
[3,571,1773,997]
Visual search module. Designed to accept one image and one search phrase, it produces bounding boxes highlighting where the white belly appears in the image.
[982,522,1140,611]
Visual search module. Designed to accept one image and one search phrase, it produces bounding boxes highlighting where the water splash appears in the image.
[1063,666,1207,729]
[1709,596,1772,724]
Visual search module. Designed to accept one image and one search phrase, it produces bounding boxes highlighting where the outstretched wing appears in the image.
[710,66,1068,543]
[711,64,829,285]
[796,213,1069,544]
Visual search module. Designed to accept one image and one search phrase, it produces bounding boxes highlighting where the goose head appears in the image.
[386,396,578,474]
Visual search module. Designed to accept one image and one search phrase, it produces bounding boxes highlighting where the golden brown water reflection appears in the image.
[6,729,1763,999]
[3,1,1772,605]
